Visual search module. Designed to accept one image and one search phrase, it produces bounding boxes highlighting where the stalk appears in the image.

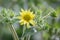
[9,24,19,40]
[28,35,31,40]
[21,24,26,40]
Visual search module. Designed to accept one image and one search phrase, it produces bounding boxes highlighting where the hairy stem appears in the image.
[21,24,26,40]
[28,35,31,40]
[9,24,19,40]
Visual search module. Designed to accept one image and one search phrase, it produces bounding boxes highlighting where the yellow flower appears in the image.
[18,9,35,28]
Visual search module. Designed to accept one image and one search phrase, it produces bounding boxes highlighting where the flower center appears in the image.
[23,15,31,22]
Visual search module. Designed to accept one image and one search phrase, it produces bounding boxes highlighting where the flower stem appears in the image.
[9,24,19,40]
[28,35,31,40]
[21,24,26,40]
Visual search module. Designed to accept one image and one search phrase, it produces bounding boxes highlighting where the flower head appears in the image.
[18,9,35,28]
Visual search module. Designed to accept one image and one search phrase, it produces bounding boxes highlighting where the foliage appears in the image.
[0,0,60,40]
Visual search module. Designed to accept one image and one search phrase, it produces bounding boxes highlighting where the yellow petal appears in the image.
[27,23,30,28]
[21,9,24,12]
[24,21,27,24]
[20,12,26,16]
[17,16,21,19]
[29,20,35,26]
[19,20,24,25]
[20,22,24,25]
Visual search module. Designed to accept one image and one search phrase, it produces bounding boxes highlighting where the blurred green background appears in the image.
[0,0,60,40]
